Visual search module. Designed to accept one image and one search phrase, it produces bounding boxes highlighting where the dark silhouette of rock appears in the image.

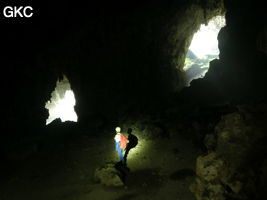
[94,163,125,187]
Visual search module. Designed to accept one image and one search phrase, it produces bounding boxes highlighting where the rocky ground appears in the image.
[191,103,267,200]
[1,103,267,200]
[0,126,201,200]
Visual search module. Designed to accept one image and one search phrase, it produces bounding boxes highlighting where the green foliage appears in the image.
[184,52,217,72]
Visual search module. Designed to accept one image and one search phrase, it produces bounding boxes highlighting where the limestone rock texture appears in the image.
[161,0,224,89]
[178,0,267,107]
[191,104,267,200]
[94,163,124,187]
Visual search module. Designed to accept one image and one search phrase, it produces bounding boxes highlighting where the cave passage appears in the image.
[184,15,225,86]
[2,1,267,200]
[45,75,78,125]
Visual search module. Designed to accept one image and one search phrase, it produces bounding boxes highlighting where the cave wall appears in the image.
[180,0,267,105]
[0,0,224,138]
[1,0,266,146]
[160,0,224,89]
[40,0,224,122]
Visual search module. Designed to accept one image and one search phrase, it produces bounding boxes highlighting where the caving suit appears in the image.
[114,133,125,164]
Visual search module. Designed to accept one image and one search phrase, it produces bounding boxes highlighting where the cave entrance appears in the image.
[184,15,225,86]
[45,75,78,125]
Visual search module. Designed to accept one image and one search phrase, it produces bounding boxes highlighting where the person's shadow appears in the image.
[124,128,138,163]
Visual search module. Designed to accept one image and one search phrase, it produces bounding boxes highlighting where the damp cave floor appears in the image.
[0,130,202,200]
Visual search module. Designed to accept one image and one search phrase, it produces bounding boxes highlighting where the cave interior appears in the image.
[1,0,267,200]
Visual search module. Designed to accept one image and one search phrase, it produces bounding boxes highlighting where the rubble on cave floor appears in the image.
[0,125,200,200]
[1,102,267,200]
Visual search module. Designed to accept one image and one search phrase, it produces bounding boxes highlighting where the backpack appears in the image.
[120,134,128,149]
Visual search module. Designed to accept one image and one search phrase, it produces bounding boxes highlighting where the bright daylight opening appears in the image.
[45,75,78,125]
[184,15,225,86]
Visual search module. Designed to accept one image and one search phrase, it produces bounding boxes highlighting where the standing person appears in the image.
[114,127,128,165]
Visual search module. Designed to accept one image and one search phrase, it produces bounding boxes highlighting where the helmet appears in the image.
[115,127,121,133]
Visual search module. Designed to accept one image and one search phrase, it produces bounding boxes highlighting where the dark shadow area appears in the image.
[115,161,131,183]
[114,193,138,200]
[125,168,163,190]
[0,0,267,199]
[124,128,138,163]
[170,168,196,181]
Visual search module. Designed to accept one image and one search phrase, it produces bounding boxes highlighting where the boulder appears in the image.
[191,104,267,200]
[94,163,124,187]
[196,152,224,182]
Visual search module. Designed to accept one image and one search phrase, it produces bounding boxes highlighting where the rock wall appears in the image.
[179,0,267,105]
[160,0,224,89]
[191,103,267,200]
[1,0,266,148]
[1,0,225,144]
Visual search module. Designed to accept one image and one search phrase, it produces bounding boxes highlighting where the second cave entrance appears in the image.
[184,15,225,86]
